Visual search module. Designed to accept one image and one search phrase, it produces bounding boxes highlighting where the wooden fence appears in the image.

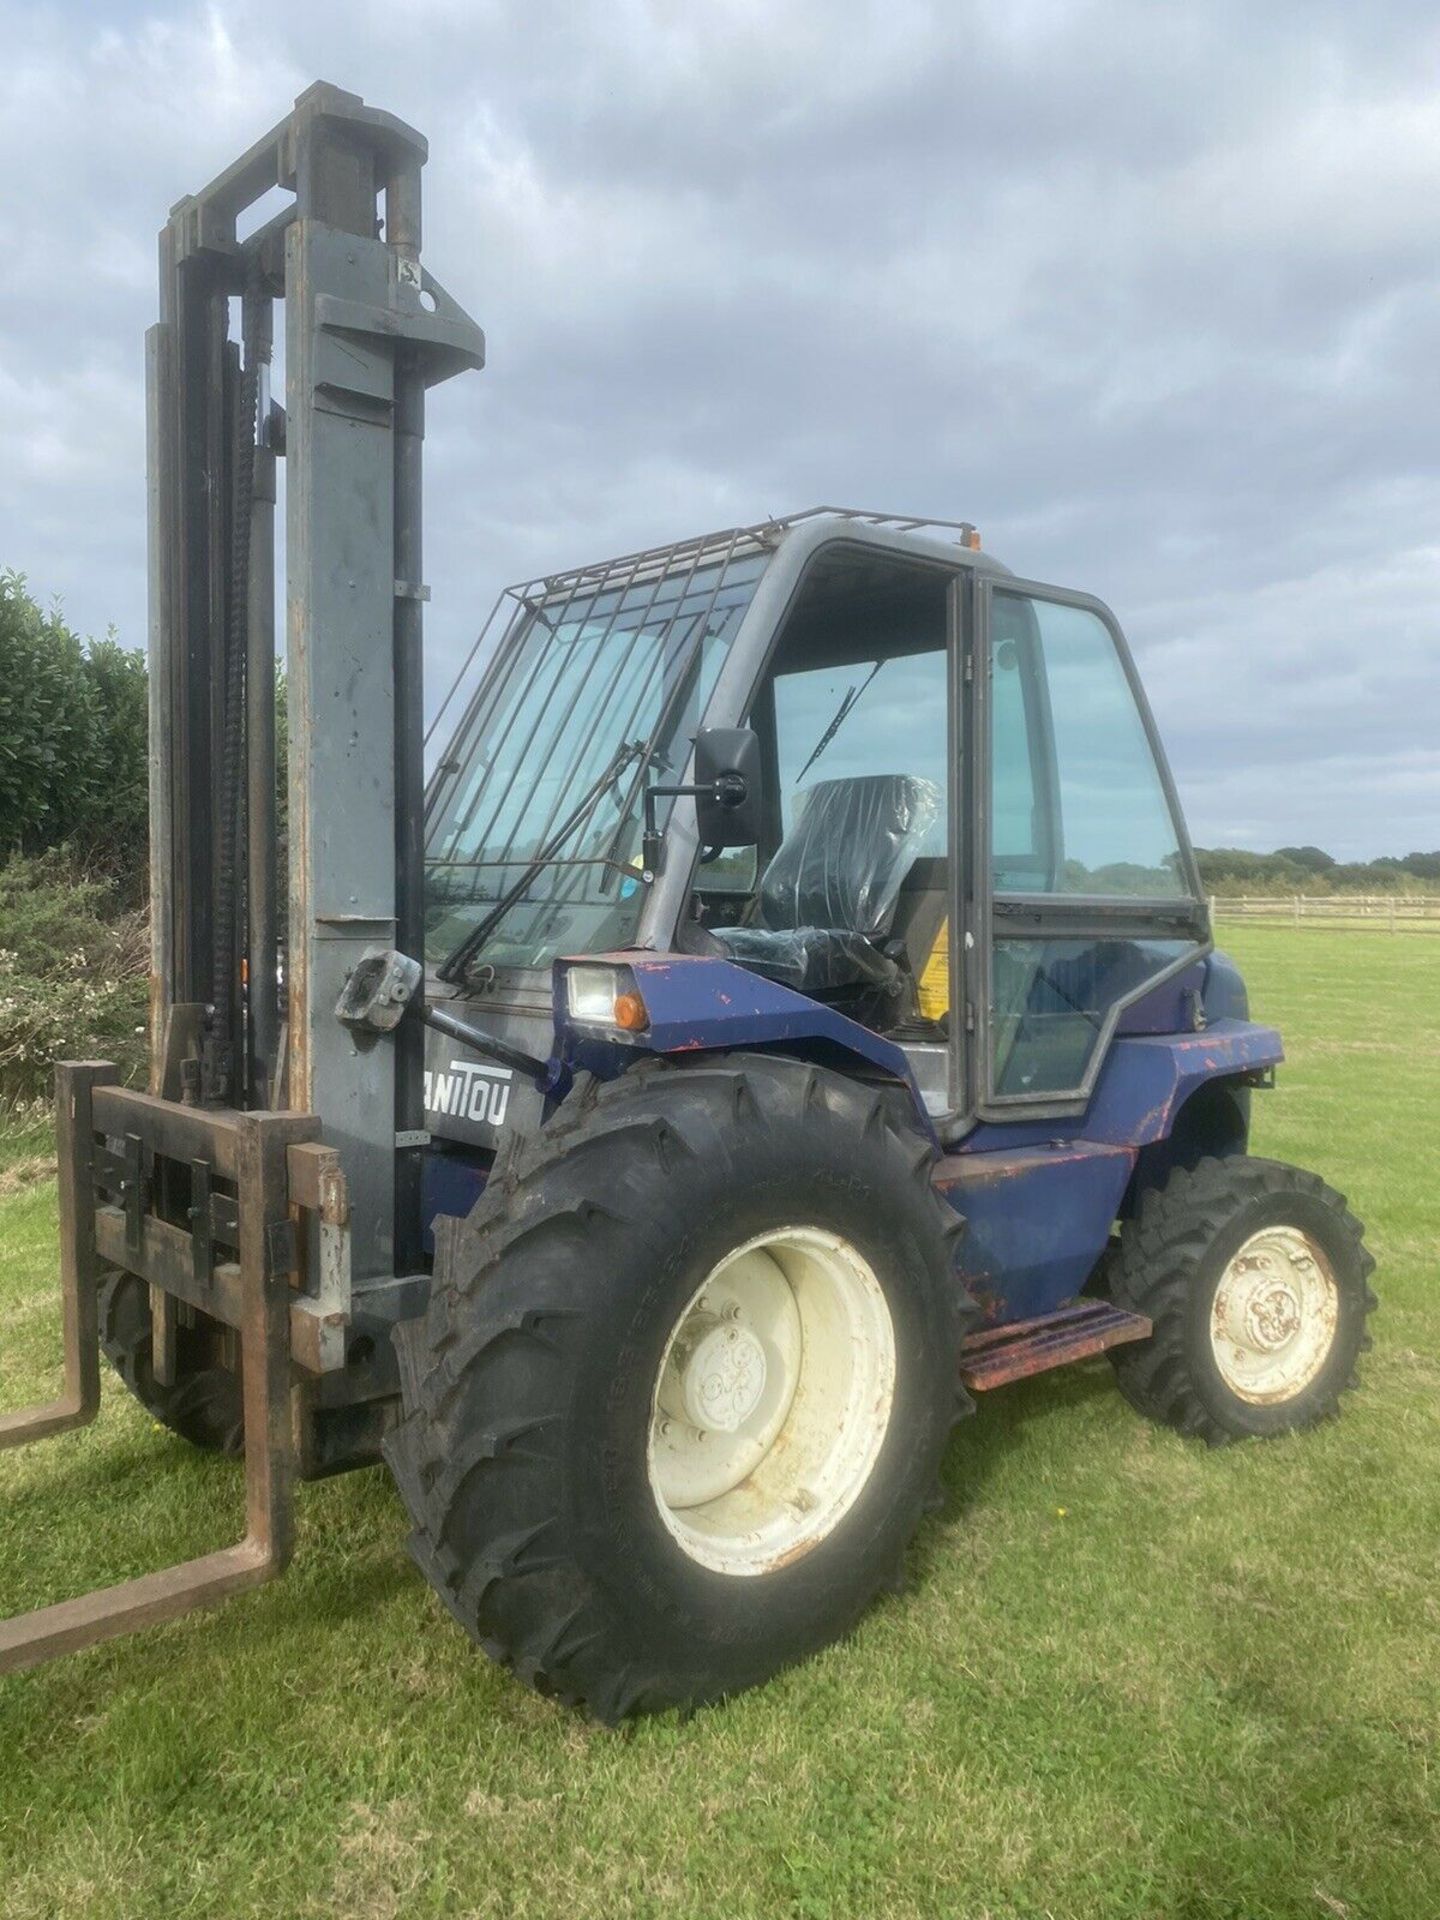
[1211,894,1440,932]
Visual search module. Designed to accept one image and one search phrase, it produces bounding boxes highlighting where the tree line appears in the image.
[1194,844,1440,894]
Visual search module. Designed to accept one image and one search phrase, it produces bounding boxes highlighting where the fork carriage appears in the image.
[0,1066,343,1669]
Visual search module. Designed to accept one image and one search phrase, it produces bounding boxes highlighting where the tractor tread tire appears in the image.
[1107,1154,1376,1446]
[98,1268,245,1454]
[384,1054,976,1722]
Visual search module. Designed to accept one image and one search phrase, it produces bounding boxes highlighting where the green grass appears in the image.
[2,928,1437,1919]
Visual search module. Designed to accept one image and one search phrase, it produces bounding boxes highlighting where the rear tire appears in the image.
[1108,1155,1376,1445]
[385,1055,975,1721]
[98,1268,244,1455]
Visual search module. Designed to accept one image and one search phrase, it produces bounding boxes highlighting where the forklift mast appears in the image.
[0,84,484,1675]
[148,80,484,1281]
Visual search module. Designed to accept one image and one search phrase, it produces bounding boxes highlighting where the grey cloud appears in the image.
[0,0,1436,859]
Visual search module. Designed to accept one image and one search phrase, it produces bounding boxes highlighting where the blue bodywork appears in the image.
[936,1022,1280,1321]
[421,949,1282,1331]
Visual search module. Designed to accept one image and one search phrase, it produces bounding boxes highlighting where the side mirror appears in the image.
[692,727,763,848]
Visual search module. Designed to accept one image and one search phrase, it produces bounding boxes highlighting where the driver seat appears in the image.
[710,773,941,997]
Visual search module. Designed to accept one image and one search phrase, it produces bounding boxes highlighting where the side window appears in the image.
[989,603,1053,891]
[985,589,1199,1103]
[991,594,1185,896]
[991,935,1197,1097]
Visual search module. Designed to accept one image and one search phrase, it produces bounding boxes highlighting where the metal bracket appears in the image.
[120,1132,145,1255]
[334,946,422,1034]
[285,1141,352,1373]
[189,1157,213,1286]
[312,285,485,387]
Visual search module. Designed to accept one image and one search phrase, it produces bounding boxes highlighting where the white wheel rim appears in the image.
[1209,1225,1339,1404]
[646,1226,896,1577]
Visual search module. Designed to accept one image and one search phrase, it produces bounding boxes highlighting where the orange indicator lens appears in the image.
[613,992,649,1032]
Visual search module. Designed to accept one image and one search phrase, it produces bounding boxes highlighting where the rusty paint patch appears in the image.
[964,1281,1007,1324]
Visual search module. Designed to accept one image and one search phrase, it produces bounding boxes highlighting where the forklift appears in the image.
[0,84,1376,1720]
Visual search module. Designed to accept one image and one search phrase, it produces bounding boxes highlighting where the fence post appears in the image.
[1294,895,1301,929]
[1389,896,1396,934]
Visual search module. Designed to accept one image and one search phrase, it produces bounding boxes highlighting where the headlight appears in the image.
[565,964,650,1034]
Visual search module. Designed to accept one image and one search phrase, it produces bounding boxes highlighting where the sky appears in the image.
[1,0,1437,860]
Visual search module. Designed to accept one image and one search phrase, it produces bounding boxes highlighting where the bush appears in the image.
[75,635,149,887]
[0,573,149,900]
[0,851,148,1104]
[0,573,97,855]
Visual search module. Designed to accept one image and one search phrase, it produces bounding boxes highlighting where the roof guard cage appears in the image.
[425,504,980,771]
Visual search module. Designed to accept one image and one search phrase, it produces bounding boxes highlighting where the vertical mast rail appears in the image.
[389,157,428,1272]
[245,284,279,1108]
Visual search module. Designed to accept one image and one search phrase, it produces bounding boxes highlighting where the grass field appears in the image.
[1,927,1437,1920]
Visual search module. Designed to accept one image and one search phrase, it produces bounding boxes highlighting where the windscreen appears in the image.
[425,547,768,971]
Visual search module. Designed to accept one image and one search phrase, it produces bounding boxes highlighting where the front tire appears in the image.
[384,1055,975,1720]
[98,1268,244,1454]
[1108,1156,1376,1444]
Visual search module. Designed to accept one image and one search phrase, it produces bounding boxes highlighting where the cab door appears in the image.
[966,577,1208,1116]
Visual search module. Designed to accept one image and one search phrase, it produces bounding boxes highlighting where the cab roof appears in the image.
[518,506,1012,601]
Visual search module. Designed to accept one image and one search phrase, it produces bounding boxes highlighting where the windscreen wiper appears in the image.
[436,738,647,984]
[793,659,884,786]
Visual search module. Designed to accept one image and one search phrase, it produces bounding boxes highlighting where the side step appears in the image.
[960,1300,1152,1391]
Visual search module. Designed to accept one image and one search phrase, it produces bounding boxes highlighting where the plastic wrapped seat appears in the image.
[711,774,941,995]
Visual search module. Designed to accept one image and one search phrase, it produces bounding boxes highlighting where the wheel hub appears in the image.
[1243,1276,1302,1350]
[670,1319,769,1434]
[647,1226,896,1576]
[1210,1226,1339,1404]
